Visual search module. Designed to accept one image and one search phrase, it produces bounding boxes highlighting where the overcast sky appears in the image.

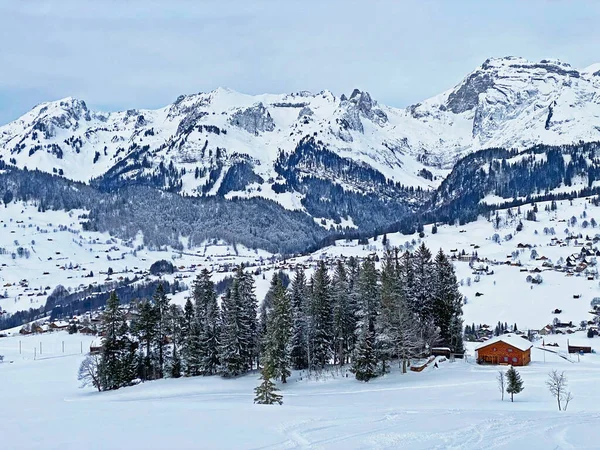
[1,0,599,124]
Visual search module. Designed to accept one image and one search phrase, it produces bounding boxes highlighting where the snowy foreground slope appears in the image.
[2,331,600,449]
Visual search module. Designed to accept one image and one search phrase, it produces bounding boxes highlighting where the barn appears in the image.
[475,334,533,366]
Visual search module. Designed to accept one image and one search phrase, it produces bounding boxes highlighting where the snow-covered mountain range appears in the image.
[1,56,600,215]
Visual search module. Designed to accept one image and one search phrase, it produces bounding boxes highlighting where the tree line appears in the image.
[79,244,464,403]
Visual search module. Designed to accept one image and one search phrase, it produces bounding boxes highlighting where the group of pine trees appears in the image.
[82,244,464,403]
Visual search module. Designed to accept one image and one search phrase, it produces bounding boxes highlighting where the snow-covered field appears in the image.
[4,195,600,333]
[0,201,271,315]
[2,331,600,449]
[308,196,600,332]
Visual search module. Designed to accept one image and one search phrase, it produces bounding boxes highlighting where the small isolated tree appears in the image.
[497,370,506,401]
[253,367,283,405]
[546,370,573,411]
[506,366,524,402]
[78,353,102,391]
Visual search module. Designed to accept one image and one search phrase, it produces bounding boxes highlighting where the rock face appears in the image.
[409,56,600,165]
[229,103,275,134]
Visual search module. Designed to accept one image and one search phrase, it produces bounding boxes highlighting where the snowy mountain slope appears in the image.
[3,56,600,218]
[408,57,600,166]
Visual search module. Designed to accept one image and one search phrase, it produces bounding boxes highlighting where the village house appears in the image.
[475,334,533,366]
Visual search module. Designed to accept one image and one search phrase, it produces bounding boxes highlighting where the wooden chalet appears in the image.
[475,334,533,366]
[567,340,592,354]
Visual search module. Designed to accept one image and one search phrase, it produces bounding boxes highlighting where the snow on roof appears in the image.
[475,334,533,352]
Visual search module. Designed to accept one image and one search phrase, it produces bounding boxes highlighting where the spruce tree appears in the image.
[290,269,309,370]
[182,297,202,376]
[236,266,258,370]
[308,261,333,370]
[152,283,171,379]
[433,250,464,352]
[351,326,377,381]
[506,366,524,402]
[219,284,246,377]
[167,304,185,378]
[195,269,221,375]
[265,274,293,383]
[99,291,135,390]
[254,367,283,405]
[130,299,158,381]
[378,249,401,373]
[351,258,379,380]
[331,260,351,366]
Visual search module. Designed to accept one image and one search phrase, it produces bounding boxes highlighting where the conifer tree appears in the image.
[265,274,292,383]
[181,297,202,376]
[290,269,309,370]
[195,269,221,375]
[99,291,135,390]
[131,299,158,381]
[308,261,333,370]
[236,266,258,370]
[433,250,464,352]
[167,304,185,378]
[153,284,170,378]
[254,366,283,405]
[331,260,351,366]
[351,258,379,380]
[377,249,401,372]
[351,326,377,381]
[219,284,246,377]
[412,244,434,325]
[506,366,524,402]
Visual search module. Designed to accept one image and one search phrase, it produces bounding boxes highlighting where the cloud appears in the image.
[1,0,599,124]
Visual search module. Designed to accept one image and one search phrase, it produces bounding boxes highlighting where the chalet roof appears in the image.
[475,334,533,352]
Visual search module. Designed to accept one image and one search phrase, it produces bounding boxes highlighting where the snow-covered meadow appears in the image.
[2,331,600,449]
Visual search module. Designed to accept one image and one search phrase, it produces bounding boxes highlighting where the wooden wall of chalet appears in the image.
[476,341,531,366]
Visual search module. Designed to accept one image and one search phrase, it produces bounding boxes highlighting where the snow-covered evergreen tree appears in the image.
[167,304,185,378]
[308,261,333,370]
[433,250,464,352]
[152,283,171,379]
[506,365,524,402]
[264,274,292,383]
[351,326,377,382]
[290,269,309,370]
[98,291,136,390]
[236,266,258,370]
[331,260,352,366]
[195,269,221,375]
[182,297,202,376]
[351,258,379,381]
[219,284,246,377]
[254,367,283,405]
[130,299,158,380]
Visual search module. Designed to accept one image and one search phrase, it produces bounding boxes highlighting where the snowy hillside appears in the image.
[408,57,600,166]
[5,194,600,335]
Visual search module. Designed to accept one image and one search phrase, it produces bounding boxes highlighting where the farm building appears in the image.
[475,334,533,366]
[431,347,452,358]
[567,340,592,354]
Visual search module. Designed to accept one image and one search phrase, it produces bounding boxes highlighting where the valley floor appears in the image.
[2,332,600,449]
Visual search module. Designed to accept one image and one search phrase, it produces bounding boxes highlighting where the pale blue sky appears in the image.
[1,0,599,124]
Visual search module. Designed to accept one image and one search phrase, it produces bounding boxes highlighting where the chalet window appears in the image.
[493,347,497,351]
[507,348,513,352]
[504,356,508,362]
[512,357,517,363]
